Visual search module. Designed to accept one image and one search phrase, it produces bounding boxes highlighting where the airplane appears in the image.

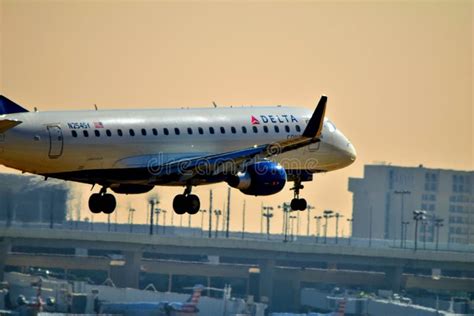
[0,94,356,215]
[100,284,204,316]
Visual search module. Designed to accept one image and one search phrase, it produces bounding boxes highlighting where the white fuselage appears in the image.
[0,105,356,186]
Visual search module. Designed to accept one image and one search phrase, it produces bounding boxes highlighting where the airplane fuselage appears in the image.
[0,106,355,186]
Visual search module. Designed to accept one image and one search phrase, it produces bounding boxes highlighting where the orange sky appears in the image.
[0,0,472,235]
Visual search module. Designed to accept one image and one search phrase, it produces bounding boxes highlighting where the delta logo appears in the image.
[251,114,299,124]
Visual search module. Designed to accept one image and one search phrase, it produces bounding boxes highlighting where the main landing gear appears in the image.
[89,188,117,214]
[290,179,307,211]
[173,185,200,215]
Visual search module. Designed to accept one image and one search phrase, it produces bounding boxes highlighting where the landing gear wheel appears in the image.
[290,178,307,211]
[102,194,117,214]
[89,193,102,214]
[186,194,201,215]
[173,194,187,215]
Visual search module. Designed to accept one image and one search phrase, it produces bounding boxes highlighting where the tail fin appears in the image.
[0,96,29,115]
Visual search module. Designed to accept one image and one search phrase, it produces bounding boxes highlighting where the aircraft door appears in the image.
[47,125,63,158]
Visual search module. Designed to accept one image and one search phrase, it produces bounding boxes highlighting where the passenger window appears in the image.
[129,129,135,137]
[231,127,236,134]
[94,130,101,137]
[152,128,158,136]
[285,125,290,133]
[141,129,147,136]
[274,126,280,133]
[242,126,247,134]
[187,128,193,135]
[252,126,258,133]
[209,127,215,134]
[117,129,123,137]
[83,130,89,137]
[295,125,301,132]
[220,127,226,134]
[106,130,112,137]
[164,128,169,135]
[263,126,269,133]
[198,127,204,135]
[71,131,78,138]
[174,128,180,135]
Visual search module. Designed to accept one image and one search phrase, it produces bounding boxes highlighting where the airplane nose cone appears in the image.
[346,142,357,162]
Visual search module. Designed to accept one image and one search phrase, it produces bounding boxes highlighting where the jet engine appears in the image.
[227,161,287,196]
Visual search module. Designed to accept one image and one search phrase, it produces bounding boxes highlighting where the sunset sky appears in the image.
[0,0,472,235]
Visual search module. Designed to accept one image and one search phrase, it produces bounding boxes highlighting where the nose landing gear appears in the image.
[290,179,307,211]
[88,188,117,214]
[173,185,200,215]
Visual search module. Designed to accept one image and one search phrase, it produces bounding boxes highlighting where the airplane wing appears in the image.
[147,96,327,182]
[0,119,22,133]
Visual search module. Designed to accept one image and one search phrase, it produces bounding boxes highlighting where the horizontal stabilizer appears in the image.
[0,119,22,133]
[0,95,29,115]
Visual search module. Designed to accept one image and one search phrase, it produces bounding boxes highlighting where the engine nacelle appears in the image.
[227,161,287,196]
[110,184,154,195]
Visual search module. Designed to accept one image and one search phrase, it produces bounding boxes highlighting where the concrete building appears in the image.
[349,164,473,245]
[0,173,69,225]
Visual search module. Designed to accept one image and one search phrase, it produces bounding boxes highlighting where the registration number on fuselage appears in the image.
[67,122,91,129]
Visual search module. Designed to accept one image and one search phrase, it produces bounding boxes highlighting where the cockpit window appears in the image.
[326,120,336,133]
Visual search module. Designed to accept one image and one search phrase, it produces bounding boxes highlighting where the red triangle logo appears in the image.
[251,116,260,125]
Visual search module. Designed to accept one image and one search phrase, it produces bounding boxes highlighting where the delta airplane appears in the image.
[0,95,356,215]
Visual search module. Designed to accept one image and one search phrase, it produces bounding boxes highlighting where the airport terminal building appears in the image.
[349,164,473,245]
[0,173,69,225]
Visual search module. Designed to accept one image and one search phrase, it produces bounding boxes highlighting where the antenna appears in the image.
[212,101,218,108]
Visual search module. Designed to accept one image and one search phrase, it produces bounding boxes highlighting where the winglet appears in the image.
[302,95,327,138]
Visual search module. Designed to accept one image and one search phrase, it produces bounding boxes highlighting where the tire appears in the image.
[88,194,102,214]
[186,194,201,215]
[298,199,307,211]
[173,194,187,215]
[102,194,117,214]
[290,198,299,211]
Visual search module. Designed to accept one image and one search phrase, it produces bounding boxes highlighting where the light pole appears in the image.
[413,210,427,251]
[161,210,167,234]
[334,213,344,244]
[188,213,192,228]
[128,208,135,233]
[434,217,444,251]
[278,203,291,242]
[155,208,161,234]
[263,206,274,240]
[200,209,206,236]
[149,199,158,236]
[314,215,322,243]
[208,190,213,239]
[289,215,297,241]
[395,190,411,248]
[241,200,246,240]
[346,218,353,245]
[323,210,334,244]
[402,221,410,248]
[306,205,315,236]
[214,210,222,238]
